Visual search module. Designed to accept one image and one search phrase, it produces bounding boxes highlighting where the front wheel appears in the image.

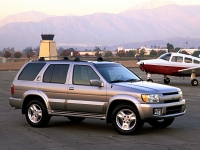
[111,104,144,135]
[25,99,51,127]
[148,118,175,128]
[164,77,170,84]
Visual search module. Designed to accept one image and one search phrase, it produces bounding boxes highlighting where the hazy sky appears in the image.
[1,0,200,20]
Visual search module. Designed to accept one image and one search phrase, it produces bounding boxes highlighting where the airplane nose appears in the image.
[137,61,142,65]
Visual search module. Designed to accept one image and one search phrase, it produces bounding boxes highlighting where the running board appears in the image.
[49,110,106,120]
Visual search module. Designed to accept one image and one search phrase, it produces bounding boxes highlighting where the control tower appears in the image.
[38,34,58,60]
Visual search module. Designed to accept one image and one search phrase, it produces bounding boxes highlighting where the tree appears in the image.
[157,50,166,57]
[85,53,89,56]
[149,50,157,56]
[175,47,181,52]
[167,43,174,52]
[139,49,146,57]
[27,53,33,59]
[192,51,200,58]
[116,50,125,58]
[104,51,112,59]
[0,51,3,56]
[3,51,11,58]
[126,50,136,57]
[93,46,101,52]
[94,51,102,57]
[14,52,22,59]
[60,50,69,57]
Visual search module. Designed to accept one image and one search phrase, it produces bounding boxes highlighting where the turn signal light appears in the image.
[11,84,14,95]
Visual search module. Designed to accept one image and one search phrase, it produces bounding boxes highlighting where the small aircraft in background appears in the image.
[136,52,200,86]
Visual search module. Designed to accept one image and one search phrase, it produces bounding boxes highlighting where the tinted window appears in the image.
[18,63,45,81]
[43,65,54,82]
[43,64,69,84]
[73,65,99,85]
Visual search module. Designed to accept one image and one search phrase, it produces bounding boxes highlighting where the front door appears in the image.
[67,65,106,113]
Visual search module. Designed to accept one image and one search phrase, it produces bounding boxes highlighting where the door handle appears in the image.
[69,87,74,90]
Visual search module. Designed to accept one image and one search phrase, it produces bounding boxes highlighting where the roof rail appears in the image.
[74,56,80,61]
[97,57,103,61]
[38,57,45,61]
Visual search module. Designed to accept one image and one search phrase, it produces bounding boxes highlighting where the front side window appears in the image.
[43,64,69,84]
[95,64,141,83]
[18,63,45,81]
[171,56,183,62]
[73,65,99,85]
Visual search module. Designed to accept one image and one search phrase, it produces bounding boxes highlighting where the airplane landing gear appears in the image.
[190,72,198,86]
[147,73,153,82]
[164,77,170,84]
[191,79,198,86]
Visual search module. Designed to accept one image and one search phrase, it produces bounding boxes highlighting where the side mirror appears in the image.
[90,79,104,87]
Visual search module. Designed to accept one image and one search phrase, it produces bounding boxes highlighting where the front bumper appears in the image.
[137,99,186,120]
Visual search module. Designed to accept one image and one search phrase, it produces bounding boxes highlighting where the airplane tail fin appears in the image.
[135,55,140,62]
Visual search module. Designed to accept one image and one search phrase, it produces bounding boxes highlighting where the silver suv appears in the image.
[9,57,186,135]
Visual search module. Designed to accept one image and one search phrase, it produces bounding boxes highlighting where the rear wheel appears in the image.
[67,116,85,122]
[111,104,144,135]
[148,118,174,128]
[25,99,51,127]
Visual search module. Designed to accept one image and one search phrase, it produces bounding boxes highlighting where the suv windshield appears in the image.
[95,64,141,83]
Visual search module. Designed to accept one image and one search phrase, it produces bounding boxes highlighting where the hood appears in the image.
[111,81,180,94]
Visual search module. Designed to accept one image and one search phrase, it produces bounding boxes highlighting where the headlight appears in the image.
[141,94,160,103]
[178,90,183,99]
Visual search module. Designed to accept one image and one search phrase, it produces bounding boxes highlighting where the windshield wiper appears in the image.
[125,79,140,82]
[109,80,125,83]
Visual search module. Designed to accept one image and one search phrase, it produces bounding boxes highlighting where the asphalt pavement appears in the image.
[0,68,200,150]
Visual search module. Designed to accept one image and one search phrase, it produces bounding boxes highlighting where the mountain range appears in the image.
[0,0,200,50]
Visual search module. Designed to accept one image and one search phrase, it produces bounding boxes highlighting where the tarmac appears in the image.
[0,68,200,150]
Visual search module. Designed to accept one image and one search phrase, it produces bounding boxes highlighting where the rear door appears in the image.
[37,63,69,111]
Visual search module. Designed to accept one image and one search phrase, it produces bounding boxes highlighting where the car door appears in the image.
[37,64,69,111]
[67,64,107,114]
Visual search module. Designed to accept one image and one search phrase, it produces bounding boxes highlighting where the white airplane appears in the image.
[136,52,200,86]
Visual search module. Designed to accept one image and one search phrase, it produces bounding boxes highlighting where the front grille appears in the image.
[163,92,178,96]
[164,99,180,103]
[166,105,182,115]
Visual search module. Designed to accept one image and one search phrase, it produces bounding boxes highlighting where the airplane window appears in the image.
[171,56,183,62]
[158,53,171,61]
[185,57,192,63]
[194,60,200,64]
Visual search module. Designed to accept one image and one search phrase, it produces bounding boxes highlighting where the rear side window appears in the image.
[43,64,69,84]
[18,63,45,81]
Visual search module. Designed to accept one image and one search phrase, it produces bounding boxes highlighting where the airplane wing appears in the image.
[178,66,200,74]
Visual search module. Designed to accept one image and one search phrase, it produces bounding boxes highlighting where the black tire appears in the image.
[148,118,175,128]
[164,77,170,84]
[25,99,51,127]
[147,79,153,82]
[111,104,144,135]
[191,79,198,86]
[67,116,85,122]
